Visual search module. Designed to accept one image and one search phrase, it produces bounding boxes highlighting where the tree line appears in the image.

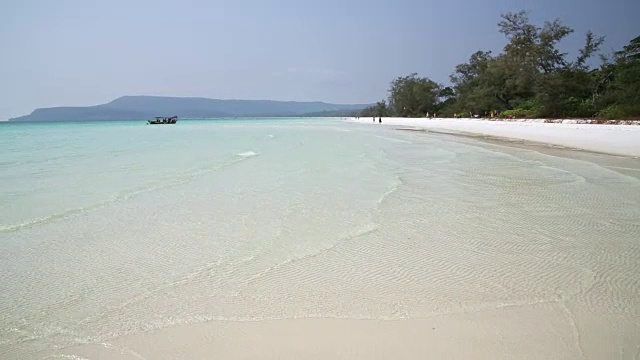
[361,11,640,120]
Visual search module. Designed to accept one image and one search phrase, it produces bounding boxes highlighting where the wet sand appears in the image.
[398,126,640,180]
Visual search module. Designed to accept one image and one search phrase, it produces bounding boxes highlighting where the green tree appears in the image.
[483,11,575,113]
[533,31,605,117]
[458,11,605,117]
[360,100,390,117]
[597,35,640,118]
[370,12,638,120]
[374,100,390,117]
[388,73,442,117]
[615,35,640,61]
[451,51,495,113]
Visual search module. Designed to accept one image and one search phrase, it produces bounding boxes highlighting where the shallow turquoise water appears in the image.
[1,119,359,231]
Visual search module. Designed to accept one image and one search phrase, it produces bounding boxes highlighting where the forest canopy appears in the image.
[361,11,639,120]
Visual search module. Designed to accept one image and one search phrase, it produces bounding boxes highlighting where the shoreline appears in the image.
[400,127,640,180]
[349,117,640,158]
[40,310,585,360]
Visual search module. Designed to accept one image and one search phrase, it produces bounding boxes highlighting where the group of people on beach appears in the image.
[353,116,381,123]
[353,116,382,123]
[358,111,503,121]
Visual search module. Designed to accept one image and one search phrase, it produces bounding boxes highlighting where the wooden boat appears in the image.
[147,116,178,125]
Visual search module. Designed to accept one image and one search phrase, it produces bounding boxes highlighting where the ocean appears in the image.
[1,118,639,359]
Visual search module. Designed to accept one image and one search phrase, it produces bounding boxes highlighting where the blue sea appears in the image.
[1,118,639,359]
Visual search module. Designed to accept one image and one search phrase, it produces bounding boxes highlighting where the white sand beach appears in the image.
[351,117,640,157]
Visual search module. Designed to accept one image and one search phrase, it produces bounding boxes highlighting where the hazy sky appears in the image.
[1,0,638,119]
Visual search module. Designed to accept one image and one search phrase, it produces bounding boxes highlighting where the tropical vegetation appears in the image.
[361,11,640,120]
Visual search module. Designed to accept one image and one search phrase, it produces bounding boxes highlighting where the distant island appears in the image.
[9,96,371,122]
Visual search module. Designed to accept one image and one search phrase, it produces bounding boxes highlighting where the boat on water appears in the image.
[147,116,178,125]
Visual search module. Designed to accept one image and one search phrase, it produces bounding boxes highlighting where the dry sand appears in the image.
[351,117,640,157]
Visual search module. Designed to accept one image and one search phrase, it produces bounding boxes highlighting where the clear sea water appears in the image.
[1,118,639,358]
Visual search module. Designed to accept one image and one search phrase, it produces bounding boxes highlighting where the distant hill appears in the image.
[300,109,364,117]
[9,96,371,122]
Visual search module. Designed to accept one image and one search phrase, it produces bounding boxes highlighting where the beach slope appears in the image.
[350,117,640,157]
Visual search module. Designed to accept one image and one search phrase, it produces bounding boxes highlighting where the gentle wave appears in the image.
[236,151,259,158]
[377,175,403,204]
[0,151,260,233]
[42,354,91,360]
